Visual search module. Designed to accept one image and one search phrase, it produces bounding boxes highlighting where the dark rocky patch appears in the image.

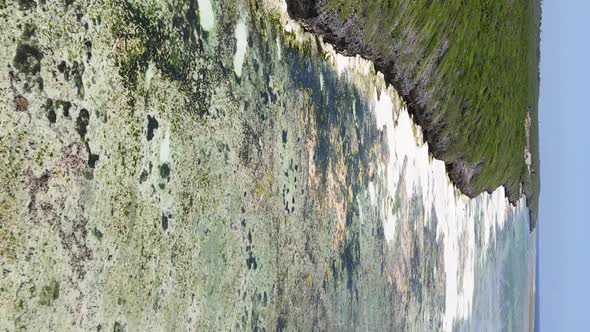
[84,39,92,60]
[71,61,85,98]
[159,163,170,180]
[276,317,287,332]
[44,99,56,123]
[146,115,159,141]
[139,169,149,183]
[76,108,90,139]
[113,321,125,332]
[27,170,50,213]
[47,108,56,123]
[57,61,67,73]
[18,0,36,10]
[36,76,44,90]
[92,227,103,240]
[13,43,43,75]
[88,153,99,168]
[246,253,257,270]
[56,100,72,117]
[341,221,360,291]
[21,23,36,40]
[161,214,168,230]
[38,279,59,306]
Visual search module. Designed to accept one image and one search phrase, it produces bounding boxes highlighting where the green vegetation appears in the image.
[327,0,541,204]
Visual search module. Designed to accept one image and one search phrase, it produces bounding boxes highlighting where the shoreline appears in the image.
[283,0,540,230]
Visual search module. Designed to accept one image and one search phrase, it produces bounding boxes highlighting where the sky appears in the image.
[539,0,590,330]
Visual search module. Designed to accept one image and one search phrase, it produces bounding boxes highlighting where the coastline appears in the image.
[284,0,541,229]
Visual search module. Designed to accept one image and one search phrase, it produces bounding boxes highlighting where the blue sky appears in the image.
[539,0,590,330]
